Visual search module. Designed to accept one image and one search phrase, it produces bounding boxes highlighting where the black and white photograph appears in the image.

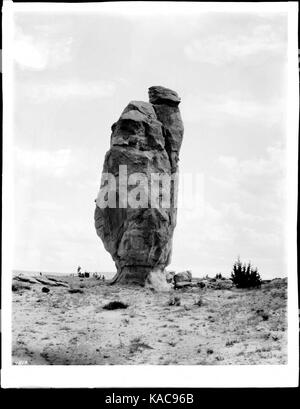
[1,1,298,388]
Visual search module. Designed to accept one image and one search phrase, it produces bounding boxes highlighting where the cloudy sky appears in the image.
[11,5,288,278]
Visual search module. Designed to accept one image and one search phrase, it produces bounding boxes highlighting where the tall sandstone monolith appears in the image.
[94,86,184,287]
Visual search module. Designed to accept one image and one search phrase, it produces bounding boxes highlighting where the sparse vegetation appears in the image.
[168,295,181,306]
[12,272,287,365]
[231,257,261,288]
[103,300,128,310]
[256,309,269,321]
[129,337,153,354]
[226,340,238,347]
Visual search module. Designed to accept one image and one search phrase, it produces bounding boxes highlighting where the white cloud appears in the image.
[216,143,285,181]
[23,79,116,102]
[173,191,285,277]
[210,143,286,214]
[14,27,73,70]
[15,147,71,177]
[182,94,284,125]
[28,200,63,212]
[213,98,282,120]
[184,23,286,65]
[240,226,282,247]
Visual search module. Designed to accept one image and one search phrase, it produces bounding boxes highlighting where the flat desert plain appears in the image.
[12,274,287,365]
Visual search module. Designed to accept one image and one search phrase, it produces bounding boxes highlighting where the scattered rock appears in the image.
[46,277,68,284]
[36,278,56,286]
[174,281,192,290]
[54,282,69,288]
[103,301,129,310]
[45,277,69,287]
[68,288,84,294]
[166,271,176,283]
[14,276,37,284]
[145,271,172,292]
[207,279,233,290]
[12,282,31,292]
[174,271,192,284]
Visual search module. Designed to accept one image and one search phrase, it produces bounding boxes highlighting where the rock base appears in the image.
[110,267,172,291]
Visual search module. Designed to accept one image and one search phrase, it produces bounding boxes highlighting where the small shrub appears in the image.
[168,295,181,306]
[103,300,128,310]
[231,257,261,288]
[225,340,238,347]
[256,311,269,321]
[68,288,84,294]
[129,337,153,354]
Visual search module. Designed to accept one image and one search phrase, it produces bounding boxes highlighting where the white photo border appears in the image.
[2,1,299,388]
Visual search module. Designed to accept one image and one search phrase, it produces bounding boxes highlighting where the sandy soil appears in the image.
[12,275,287,365]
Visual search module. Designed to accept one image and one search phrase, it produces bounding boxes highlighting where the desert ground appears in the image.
[12,273,287,365]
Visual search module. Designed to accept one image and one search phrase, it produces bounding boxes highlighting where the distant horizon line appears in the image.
[12,269,286,280]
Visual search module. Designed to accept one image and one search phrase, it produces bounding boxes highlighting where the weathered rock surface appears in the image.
[166,270,176,283]
[12,281,31,292]
[95,86,184,286]
[174,281,193,290]
[41,287,50,293]
[14,276,38,285]
[174,270,192,284]
[35,277,69,288]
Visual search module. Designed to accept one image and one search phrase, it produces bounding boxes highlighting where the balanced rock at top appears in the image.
[94,86,184,287]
